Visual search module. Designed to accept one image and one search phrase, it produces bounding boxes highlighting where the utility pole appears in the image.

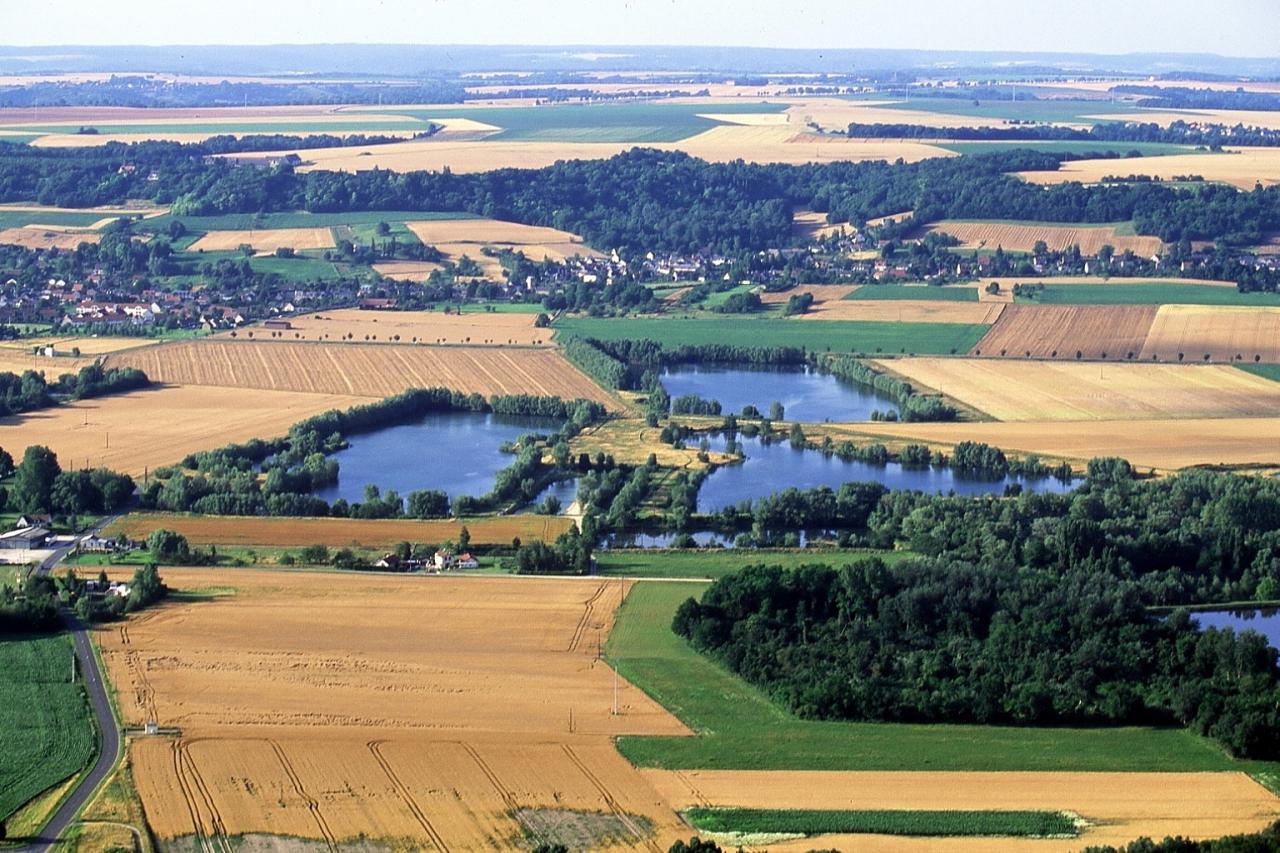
[612,668,619,716]
[71,650,76,683]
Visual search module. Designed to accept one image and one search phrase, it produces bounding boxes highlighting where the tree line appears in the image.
[845,119,1280,148]
[0,363,148,417]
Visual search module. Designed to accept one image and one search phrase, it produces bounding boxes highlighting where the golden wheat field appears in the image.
[758,283,857,304]
[924,221,1163,255]
[0,352,96,376]
[234,308,552,346]
[972,305,1159,359]
[647,770,1280,853]
[105,340,616,405]
[876,358,1280,421]
[0,336,159,355]
[805,298,1006,324]
[0,385,369,475]
[371,259,447,280]
[187,227,336,253]
[98,570,689,851]
[790,210,852,240]
[0,226,102,249]
[103,512,575,548]
[404,218,585,246]
[832,417,1280,472]
[1140,305,1280,363]
[1017,148,1280,190]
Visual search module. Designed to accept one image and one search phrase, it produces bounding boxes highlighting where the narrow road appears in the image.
[12,515,125,853]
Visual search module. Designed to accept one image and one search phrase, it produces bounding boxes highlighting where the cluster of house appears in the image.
[81,577,133,599]
[373,549,480,572]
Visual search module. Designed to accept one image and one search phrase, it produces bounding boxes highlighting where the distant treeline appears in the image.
[1114,85,1280,112]
[199,130,440,155]
[0,77,465,108]
[825,357,957,422]
[4,143,1280,252]
[845,119,1280,148]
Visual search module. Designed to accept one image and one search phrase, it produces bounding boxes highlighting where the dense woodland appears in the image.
[4,142,1280,254]
[0,364,148,417]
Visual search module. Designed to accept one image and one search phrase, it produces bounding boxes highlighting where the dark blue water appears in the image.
[602,529,841,549]
[696,433,1078,513]
[661,364,898,422]
[1191,608,1280,651]
[532,477,579,512]
[313,411,563,504]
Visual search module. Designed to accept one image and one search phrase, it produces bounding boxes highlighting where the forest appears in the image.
[4,142,1280,253]
[673,463,1280,758]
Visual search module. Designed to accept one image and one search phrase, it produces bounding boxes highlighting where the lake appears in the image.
[313,411,564,504]
[1191,608,1280,651]
[661,363,898,422]
[696,432,1078,513]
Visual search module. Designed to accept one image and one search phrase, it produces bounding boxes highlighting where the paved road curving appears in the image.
[12,517,125,853]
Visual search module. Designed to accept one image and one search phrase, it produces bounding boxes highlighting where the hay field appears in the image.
[0,336,159,355]
[187,227,335,253]
[371,259,446,281]
[103,512,575,548]
[1140,305,1280,363]
[100,570,689,851]
[0,385,369,476]
[804,299,1005,324]
[972,305,1158,359]
[833,417,1280,472]
[925,221,1162,255]
[790,210,850,241]
[404,218,584,246]
[106,340,616,405]
[1017,148,1280,190]
[876,358,1280,421]
[0,227,102,249]
[0,353,96,376]
[758,283,857,305]
[646,770,1280,853]
[245,308,551,346]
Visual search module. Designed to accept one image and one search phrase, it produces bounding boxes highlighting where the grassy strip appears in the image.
[1022,284,1280,306]
[608,581,1280,773]
[1239,364,1280,383]
[555,317,989,355]
[847,284,978,302]
[685,807,1077,838]
[596,548,915,580]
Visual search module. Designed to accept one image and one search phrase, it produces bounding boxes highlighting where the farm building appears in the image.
[0,526,50,550]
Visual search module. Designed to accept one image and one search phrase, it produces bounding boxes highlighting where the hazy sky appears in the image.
[7,0,1279,57]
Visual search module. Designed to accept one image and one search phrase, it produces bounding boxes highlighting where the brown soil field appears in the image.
[105,340,616,405]
[1018,148,1280,190]
[804,298,1005,325]
[876,358,1280,421]
[758,284,857,305]
[103,512,575,548]
[971,304,1159,360]
[829,417,1280,472]
[232,308,551,347]
[647,769,1280,853]
[0,385,368,476]
[187,227,335,253]
[1140,305,1280,363]
[100,570,689,851]
[404,218,585,246]
[0,227,102,249]
[924,221,1162,256]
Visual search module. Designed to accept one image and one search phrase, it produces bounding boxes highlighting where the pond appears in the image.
[695,432,1078,513]
[661,363,898,422]
[1190,608,1280,651]
[312,411,564,504]
[601,529,839,549]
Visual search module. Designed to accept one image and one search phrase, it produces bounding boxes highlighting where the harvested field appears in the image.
[876,358,1280,421]
[100,570,689,850]
[971,304,1158,359]
[404,218,585,246]
[1091,109,1280,131]
[1017,148,1280,190]
[646,770,1280,853]
[831,417,1280,471]
[0,226,102,249]
[0,353,96,376]
[788,99,1026,132]
[791,210,851,241]
[0,385,368,476]
[0,336,159,355]
[106,340,616,405]
[234,308,551,346]
[865,210,914,227]
[1140,305,1280,364]
[758,284,857,305]
[804,299,1004,325]
[103,512,575,548]
[981,276,1237,289]
[187,227,335,253]
[924,221,1162,256]
[370,259,445,281]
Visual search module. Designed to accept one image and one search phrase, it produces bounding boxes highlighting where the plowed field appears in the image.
[971,305,1158,359]
[105,340,615,405]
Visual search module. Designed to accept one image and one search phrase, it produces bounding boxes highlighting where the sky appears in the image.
[4,0,1279,58]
